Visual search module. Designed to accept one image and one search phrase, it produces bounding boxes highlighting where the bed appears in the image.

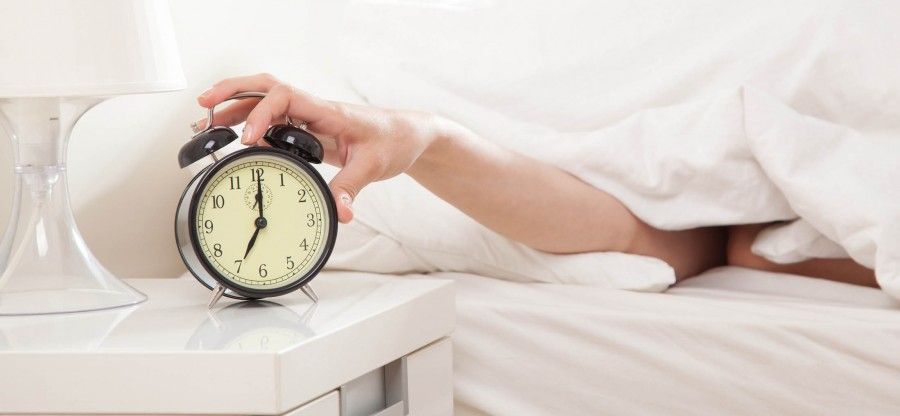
[329,2,900,410]
[440,267,900,415]
[5,0,892,414]
[324,177,897,413]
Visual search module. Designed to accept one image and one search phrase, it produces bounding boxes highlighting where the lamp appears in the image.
[0,0,185,315]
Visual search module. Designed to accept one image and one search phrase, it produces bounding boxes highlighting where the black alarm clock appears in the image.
[175,92,337,308]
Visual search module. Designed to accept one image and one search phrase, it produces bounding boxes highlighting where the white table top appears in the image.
[0,272,455,415]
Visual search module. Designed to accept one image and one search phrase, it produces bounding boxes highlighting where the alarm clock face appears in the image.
[189,148,335,296]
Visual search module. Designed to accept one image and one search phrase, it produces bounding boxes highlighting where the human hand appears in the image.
[194,73,444,223]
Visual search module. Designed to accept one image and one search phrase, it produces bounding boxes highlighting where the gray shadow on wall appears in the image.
[71,98,192,279]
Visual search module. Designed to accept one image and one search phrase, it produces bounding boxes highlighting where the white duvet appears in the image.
[333,0,900,297]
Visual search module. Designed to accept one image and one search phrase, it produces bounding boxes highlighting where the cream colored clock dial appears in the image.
[195,154,330,290]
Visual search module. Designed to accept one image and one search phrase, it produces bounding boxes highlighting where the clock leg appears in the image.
[208,285,227,309]
[299,301,317,325]
[300,284,319,303]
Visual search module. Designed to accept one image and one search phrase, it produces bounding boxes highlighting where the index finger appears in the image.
[197,73,281,108]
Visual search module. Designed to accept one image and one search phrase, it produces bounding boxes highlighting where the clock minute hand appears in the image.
[255,174,265,219]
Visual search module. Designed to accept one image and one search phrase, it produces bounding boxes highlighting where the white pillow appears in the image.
[326,169,675,292]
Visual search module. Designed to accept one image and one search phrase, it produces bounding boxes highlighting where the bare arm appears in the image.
[408,118,727,278]
[197,74,726,278]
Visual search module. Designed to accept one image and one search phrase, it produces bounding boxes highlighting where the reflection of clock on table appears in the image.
[186,300,316,351]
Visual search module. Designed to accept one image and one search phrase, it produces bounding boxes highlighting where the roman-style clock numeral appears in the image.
[251,168,264,181]
[212,194,225,209]
[229,175,241,190]
[298,189,307,202]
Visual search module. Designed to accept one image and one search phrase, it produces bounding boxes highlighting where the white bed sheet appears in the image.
[442,267,900,415]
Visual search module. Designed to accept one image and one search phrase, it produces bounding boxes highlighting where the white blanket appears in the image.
[338,0,900,296]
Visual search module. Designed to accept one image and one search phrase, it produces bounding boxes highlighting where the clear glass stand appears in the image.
[0,97,146,315]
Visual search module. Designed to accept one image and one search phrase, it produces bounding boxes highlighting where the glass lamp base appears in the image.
[0,287,144,316]
[0,97,146,315]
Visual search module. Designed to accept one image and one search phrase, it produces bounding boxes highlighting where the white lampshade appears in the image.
[0,0,185,97]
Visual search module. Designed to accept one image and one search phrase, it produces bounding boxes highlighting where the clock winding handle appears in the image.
[200,92,308,132]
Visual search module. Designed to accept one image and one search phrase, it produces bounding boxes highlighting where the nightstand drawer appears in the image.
[341,337,453,416]
[284,391,339,416]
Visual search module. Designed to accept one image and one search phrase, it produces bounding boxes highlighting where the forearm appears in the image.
[407,117,638,254]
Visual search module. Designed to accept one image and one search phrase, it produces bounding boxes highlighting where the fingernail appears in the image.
[191,118,206,133]
[198,88,213,100]
[241,123,254,144]
[340,193,352,208]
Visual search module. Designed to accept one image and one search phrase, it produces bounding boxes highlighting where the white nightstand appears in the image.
[0,272,455,415]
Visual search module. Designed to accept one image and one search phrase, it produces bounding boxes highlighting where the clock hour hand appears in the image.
[242,225,261,260]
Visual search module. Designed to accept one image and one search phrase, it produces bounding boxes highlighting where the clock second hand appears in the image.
[243,173,267,260]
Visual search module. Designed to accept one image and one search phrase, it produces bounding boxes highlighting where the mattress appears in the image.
[442,266,900,415]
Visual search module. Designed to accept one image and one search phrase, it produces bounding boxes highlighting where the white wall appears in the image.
[0,0,353,278]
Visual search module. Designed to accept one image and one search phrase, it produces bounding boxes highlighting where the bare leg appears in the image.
[629,224,727,281]
[726,224,877,287]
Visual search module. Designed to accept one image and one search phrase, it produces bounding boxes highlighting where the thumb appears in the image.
[329,156,380,223]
